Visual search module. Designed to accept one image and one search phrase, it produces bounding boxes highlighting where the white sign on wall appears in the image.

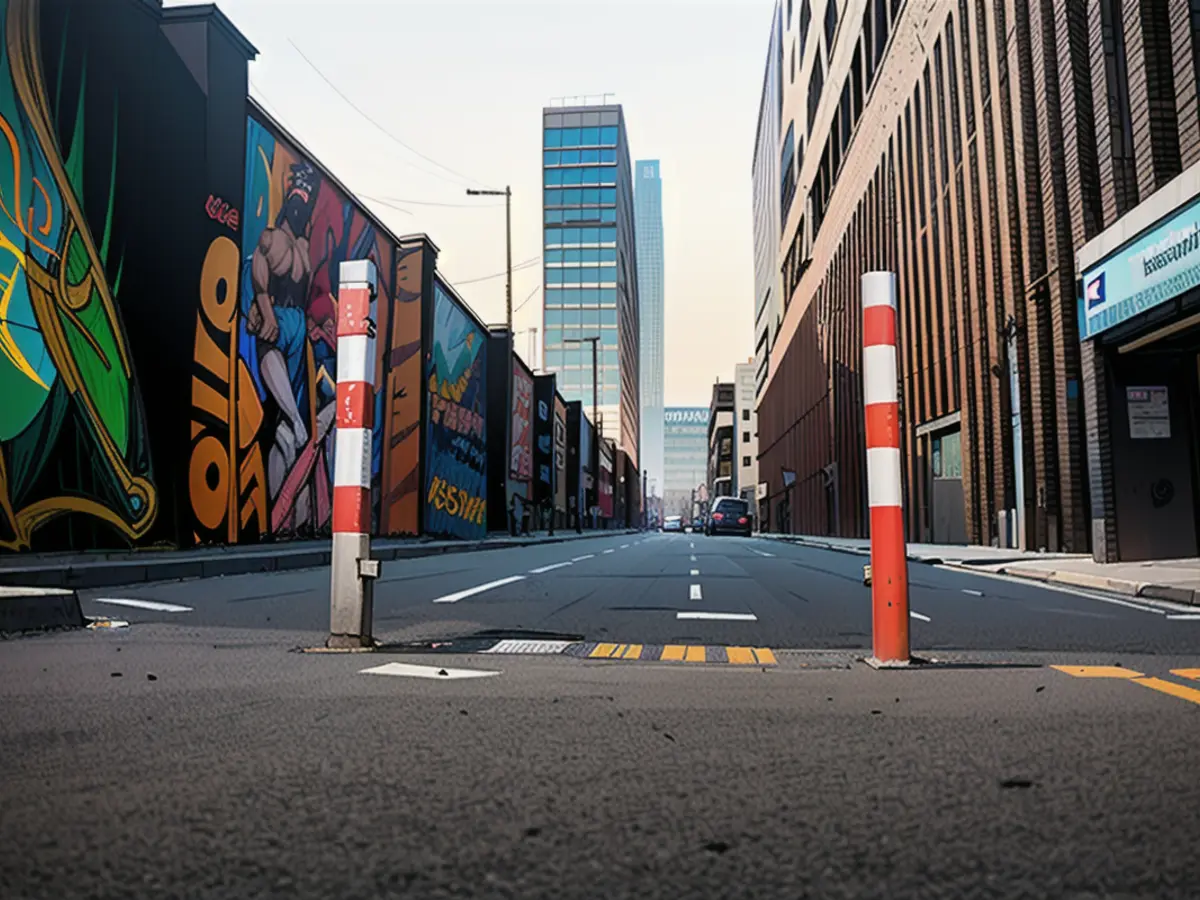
[1126,386,1170,439]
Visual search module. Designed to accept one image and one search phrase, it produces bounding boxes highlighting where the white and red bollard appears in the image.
[328,259,381,649]
[862,271,910,666]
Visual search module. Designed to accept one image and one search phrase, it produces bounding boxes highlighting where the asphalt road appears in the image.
[3,532,1198,898]
[75,531,1200,655]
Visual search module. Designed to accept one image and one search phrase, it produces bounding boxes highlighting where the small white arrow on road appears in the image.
[360,663,500,680]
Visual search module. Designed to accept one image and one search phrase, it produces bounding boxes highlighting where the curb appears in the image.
[0,529,642,591]
[0,586,85,635]
[999,565,1199,606]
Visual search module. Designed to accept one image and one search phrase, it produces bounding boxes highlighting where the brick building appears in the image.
[757,0,1200,559]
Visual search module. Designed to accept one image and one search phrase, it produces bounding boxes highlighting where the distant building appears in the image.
[634,159,665,508]
[663,407,709,519]
[751,1,784,399]
[734,361,758,519]
[707,383,736,500]
[541,103,640,469]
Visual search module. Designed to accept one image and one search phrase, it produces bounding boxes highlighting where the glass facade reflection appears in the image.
[542,105,640,466]
[635,160,665,506]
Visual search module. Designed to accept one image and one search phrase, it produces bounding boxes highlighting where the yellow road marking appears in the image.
[727,646,756,665]
[1051,665,1144,679]
[661,645,686,661]
[753,648,778,665]
[1132,677,1200,707]
[1170,669,1200,682]
[684,645,706,663]
[590,643,618,659]
[622,644,643,660]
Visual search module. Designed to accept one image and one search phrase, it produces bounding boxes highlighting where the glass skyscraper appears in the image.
[541,104,640,467]
[662,407,709,519]
[634,159,664,503]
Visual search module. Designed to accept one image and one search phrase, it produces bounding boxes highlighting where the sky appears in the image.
[173,0,775,407]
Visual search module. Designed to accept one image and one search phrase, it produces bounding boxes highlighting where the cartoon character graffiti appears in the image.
[0,0,155,551]
[239,117,389,537]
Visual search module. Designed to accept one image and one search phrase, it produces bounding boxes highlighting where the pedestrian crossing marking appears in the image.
[684,645,706,663]
[661,644,687,661]
[726,647,756,665]
[753,648,778,665]
[574,642,778,666]
[589,643,619,659]
[621,643,643,659]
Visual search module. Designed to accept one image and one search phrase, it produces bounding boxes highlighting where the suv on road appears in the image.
[705,497,752,537]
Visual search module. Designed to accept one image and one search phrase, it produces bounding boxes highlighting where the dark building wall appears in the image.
[761,0,1200,550]
[485,331,511,533]
[532,374,557,512]
[0,0,254,553]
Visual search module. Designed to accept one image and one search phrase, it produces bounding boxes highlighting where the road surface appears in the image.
[2,532,1197,898]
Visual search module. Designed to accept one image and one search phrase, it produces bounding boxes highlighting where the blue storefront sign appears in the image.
[1079,196,1200,340]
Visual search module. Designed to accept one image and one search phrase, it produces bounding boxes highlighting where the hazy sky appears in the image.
[175,0,774,407]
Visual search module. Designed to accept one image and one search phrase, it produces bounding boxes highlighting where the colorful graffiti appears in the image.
[190,113,396,542]
[0,0,156,551]
[378,243,423,535]
[425,280,486,538]
[510,362,533,489]
[554,396,567,514]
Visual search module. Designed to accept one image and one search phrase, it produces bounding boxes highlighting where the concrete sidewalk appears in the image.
[0,529,639,591]
[761,533,1200,606]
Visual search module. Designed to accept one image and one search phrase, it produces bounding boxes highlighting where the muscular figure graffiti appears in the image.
[0,0,155,551]
[239,115,392,538]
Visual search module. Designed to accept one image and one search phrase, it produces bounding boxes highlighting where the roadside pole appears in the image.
[328,260,381,649]
[862,271,910,666]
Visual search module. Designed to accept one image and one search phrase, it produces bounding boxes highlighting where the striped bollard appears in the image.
[862,271,910,666]
[328,259,381,649]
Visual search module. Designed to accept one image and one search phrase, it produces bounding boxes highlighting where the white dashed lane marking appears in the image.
[572,554,595,562]
[431,576,525,604]
[689,584,702,601]
[909,610,932,622]
[93,598,194,613]
[676,612,757,622]
[361,663,500,680]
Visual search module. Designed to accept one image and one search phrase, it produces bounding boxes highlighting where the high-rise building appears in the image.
[662,407,709,519]
[759,0,1200,563]
[752,2,784,398]
[734,361,758,518]
[542,103,640,468]
[635,159,665,503]
[708,383,736,500]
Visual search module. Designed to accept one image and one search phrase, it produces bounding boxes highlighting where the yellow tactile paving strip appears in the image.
[1052,665,1200,707]
[577,643,778,666]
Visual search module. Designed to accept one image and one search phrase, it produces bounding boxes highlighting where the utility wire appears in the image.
[359,195,415,216]
[513,282,542,314]
[364,194,505,209]
[288,39,492,191]
[452,257,541,286]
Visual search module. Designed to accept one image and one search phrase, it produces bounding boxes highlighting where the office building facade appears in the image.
[708,383,736,500]
[663,407,710,519]
[752,1,785,398]
[635,159,665,504]
[542,104,640,469]
[735,361,759,518]
[758,0,1200,561]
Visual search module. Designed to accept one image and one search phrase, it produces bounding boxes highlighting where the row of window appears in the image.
[543,287,619,306]
[544,126,620,148]
[545,248,618,264]
[544,149,619,166]
[544,226,617,247]
[544,188,618,207]
[545,207,617,225]
[546,266,616,286]
[544,166,618,187]
[544,329,619,348]
[546,384,621,405]
[545,309,619,328]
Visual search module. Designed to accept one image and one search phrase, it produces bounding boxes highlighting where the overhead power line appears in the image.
[513,282,541,314]
[361,193,503,210]
[359,195,415,216]
[452,257,542,287]
[288,39,492,191]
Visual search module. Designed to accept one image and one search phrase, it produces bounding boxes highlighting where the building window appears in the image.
[780,121,797,224]
[799,0,811,59]
[788,0,793,23]
[743,456,752,468]
[742,409,750,421]
[807,56,824,135]
[742,432,750,443]
[824,0,838,49]
[791,41,797,83]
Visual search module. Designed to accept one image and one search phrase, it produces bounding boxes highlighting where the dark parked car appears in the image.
[705,498,752,536]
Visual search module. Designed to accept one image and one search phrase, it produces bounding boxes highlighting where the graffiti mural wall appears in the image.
[510,360,533,501]
[194,110,397,543]
[2,0,251,552]
[425,279,486,538]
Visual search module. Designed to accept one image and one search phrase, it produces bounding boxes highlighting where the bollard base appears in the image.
[325,633,376,650]
[864,656,912,669]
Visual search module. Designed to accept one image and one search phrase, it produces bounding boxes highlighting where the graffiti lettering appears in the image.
[189,235,267,542]
[429,394,484,438]
[205,194,240,232]
[428,475,485,525]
